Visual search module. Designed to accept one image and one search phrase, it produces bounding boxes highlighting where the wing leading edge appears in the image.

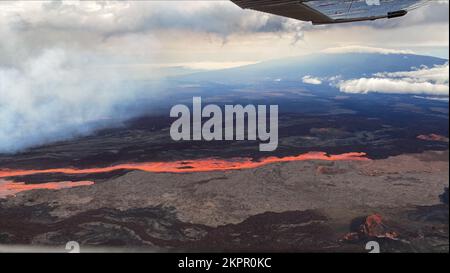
[231,0,430,24]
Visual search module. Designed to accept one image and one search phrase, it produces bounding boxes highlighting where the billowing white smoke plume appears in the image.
[0,49,154,153]
[0,1,313,154]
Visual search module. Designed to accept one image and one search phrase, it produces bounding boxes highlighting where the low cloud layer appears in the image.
[322,45,415,55]
[302,75,323,85]
[338,63,449,96]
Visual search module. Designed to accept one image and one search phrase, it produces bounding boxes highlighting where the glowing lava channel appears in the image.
[0,180,94,198]
[0,152,368,197]
[0,152,368,179]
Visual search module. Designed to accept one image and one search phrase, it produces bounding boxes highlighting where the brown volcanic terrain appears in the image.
[0,150,448,252]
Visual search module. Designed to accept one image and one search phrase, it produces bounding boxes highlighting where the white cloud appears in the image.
[170,61,258,70]
[374,63,449,84]
[0,1,448,67]
[339,78,449,96]
[414,95,449,102]
[302,75,322,85]
[322,45,415,55]
[338,64,449,96]
[0,1,310,40]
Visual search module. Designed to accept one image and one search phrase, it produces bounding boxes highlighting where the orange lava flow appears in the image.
[0,180,94,198]
[0,152,369,179]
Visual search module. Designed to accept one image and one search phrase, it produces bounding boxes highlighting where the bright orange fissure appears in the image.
[0,152,369,179]
[0,180,95,198]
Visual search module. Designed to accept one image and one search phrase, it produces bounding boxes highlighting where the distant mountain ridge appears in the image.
[177,53,448,84]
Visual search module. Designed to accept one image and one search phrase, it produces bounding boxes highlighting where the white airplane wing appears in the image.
[231,0,430,24]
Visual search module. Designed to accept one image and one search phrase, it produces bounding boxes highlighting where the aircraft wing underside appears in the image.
[231,0,430,24]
